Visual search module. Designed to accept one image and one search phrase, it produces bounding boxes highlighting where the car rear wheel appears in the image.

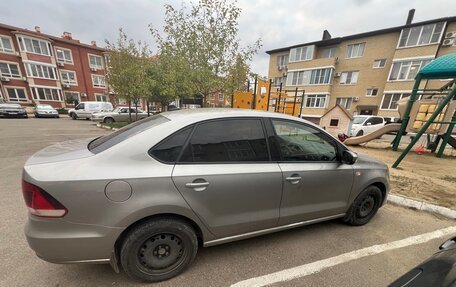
[344,185,382,226]
[70,113,78,120]
[104,117,114,124]
[120,218,198,282]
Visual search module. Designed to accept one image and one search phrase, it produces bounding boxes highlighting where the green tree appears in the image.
[150,0,261,106]
[105,29,153,121]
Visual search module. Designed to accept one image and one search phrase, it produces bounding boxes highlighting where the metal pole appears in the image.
[392,74,422,151]
[282,95,286,113]
[266,79,272,112]
[436,114,455,157]
[276,83,283,113]
[252,76,258,110]
[292,87,298,117]
[231,93,234,108]
[392,87,456,168]
[299,90,305,118]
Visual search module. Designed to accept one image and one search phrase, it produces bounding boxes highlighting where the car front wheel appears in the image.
[356,130,364,136]
[120,218,198,282]
[104,117,114,124]
[70,113,78,120]
[344,185,382,226]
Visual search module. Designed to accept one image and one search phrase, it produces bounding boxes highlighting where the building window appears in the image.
[0,36,14,54]
[346,43,365,59]
[17,36,51,56]
[31,87,63,102]
[304,94,327,108]
[329,119,339,127]
[340,71,359,85]
[321,47,337,58]
[289,45,314,62]
[277,54,288,68]
[92,75,106,88]
[6,87,27,102]
[95,94,108,102]
[60,70,77,85]
[373,59,386,68]
[273,76,286,87]
[25,63,57,80]
[89,54,103,69]
[388,59,432,81]
[336,97,353,109]
[286,68,333,86]
[218,94,224,101]
[0,62,21,78]
[366,88,378,96]
[381,93,410,110]
[55,47,73,64]
[398,22,445,48]
[64,91,80,105]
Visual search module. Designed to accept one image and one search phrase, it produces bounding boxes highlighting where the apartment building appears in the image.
[206,92,231,107]
[0,23,108,109]
[267,10,456,124]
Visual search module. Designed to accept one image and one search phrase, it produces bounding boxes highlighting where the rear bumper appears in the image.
[25,215,124,264]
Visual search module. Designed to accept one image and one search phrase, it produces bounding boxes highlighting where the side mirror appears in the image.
[366,122,372,126]
[439,237,456,250]
[342,150,358,165]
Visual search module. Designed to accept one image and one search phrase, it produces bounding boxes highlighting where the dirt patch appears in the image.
[351,145,456,209]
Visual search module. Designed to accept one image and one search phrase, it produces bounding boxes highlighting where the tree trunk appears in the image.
[128,101,132,123]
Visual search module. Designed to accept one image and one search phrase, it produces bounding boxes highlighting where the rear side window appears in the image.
[88,114,169,154]
[150,126,193,163]
[180,119,269,162]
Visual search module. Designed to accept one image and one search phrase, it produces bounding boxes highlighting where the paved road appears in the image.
[0,117,454,287]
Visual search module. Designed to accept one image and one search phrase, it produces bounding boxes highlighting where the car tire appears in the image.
[356,130,364,136]
[120,218,198,282]
[70,113,78,120]
[104,117,114,124]
[344,185,382,226]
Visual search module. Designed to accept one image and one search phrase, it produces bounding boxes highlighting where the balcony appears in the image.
[287,57,337,71]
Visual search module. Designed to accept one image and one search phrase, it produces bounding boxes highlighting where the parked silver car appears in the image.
[91,107,148,123]
[22,109,389,282]
[34,104,59,118]
[0,103,28,118]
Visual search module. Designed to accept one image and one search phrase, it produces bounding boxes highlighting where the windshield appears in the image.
[353,116,368,124]
[37,105,53,110]
[88,114,169,154]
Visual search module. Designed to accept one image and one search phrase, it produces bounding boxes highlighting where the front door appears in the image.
[269,119,354,225]
[172,118,283,238]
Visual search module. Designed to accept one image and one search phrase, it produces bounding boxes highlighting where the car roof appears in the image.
[160,108,310,124]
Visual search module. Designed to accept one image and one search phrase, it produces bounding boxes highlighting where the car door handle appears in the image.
[286,175,302,184]
[185,181,210,191]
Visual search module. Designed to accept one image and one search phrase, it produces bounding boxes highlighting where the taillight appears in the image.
[22,180,67,218]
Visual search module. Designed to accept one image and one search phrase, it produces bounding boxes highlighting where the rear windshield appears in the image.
[88,114,169,154]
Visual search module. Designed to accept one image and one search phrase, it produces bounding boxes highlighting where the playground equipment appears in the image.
[344,123,402,145]
[392,53,456,168]
[233,77,305,117]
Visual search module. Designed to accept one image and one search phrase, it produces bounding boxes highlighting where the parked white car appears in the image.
[350,116,385,136]
[91,107,148,123]
[68,101,113,120]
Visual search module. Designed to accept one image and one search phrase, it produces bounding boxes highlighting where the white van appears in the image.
[68,101,113,120]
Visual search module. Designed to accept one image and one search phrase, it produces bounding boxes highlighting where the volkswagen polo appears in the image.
[22,108,389,282]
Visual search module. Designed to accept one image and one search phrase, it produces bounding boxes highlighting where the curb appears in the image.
[96,123,119,131]
[387,193,456,219]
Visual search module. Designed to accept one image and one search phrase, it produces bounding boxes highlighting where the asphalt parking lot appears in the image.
[0,117,455,287]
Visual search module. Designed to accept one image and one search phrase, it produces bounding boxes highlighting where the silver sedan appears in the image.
[91,107,148,123]
[22,109,389,282]
[34,104,59,118]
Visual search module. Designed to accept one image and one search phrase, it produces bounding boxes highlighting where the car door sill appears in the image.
[203,213,346,247]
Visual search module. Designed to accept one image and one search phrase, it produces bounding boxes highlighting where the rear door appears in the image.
[171,118,283,238]
[269,119,354,225]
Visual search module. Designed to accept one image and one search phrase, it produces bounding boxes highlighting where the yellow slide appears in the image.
[344,123,402,146]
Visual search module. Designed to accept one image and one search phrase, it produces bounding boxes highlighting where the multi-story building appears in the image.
[266,10,456,124]
[206,91,231,107]
[0,23,108,110]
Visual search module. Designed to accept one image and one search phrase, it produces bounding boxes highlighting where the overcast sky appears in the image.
[1,0,454,75]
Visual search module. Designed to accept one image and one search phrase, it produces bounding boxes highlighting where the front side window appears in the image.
[0,62,21,78]
[389,59,432,81]
[272,120,337,162]
[0,36,14,54]
[305,94,327,108]
[289,45,314,62]
[180,119,269,162]
[398,22,445,48]
[150,126,193,163]
[381,93,410,110]
[92,75,106,88]
[6,88,27,102]
[89,54,103,69]
[346,43,365,58]
[55,47,73,64]
[340,71,359,84]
